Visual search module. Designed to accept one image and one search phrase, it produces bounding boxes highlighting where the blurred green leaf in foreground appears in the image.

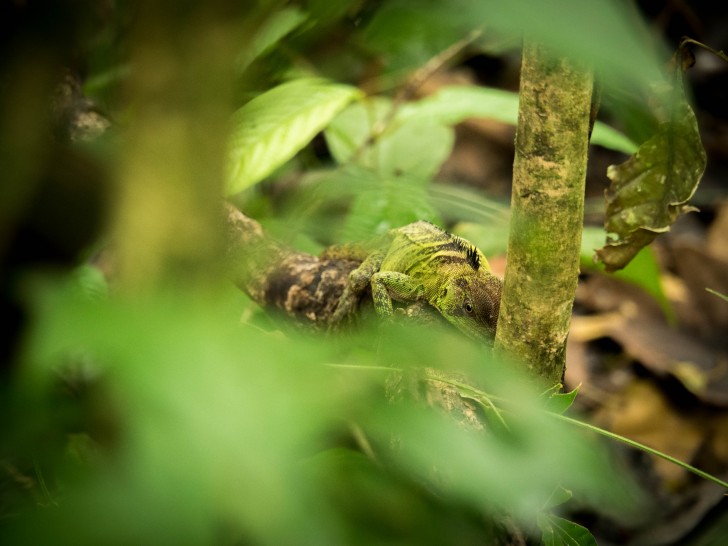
[2,271,643,545]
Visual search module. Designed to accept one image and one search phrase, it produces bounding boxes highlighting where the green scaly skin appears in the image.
[323,221,503,342]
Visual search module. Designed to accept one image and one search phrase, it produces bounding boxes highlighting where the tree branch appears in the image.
[223,203,360,329]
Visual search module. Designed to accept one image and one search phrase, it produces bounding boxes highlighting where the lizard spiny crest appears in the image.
[453,236,481,271]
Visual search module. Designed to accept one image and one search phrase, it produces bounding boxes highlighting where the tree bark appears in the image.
[223,203,360,329]
[494,41,593,385]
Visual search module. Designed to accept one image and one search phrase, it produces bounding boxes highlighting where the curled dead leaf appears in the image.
[597,44,707,272]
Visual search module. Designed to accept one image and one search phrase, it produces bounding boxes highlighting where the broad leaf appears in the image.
[325,98,454,178]
[538,513,598,546]
[226,78,361,195]
[597,54,706,271]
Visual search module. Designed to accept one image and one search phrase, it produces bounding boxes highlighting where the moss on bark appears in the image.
[495,41,593,385]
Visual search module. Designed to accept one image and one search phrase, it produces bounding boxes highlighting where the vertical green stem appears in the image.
[495,41,593,385]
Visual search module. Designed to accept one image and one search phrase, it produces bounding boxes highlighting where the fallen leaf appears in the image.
[597,45,706,272]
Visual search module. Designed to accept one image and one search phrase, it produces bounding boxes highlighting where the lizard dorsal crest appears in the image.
[453,236,481,271]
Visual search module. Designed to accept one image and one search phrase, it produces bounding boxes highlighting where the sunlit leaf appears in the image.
[538,513,597,546]
[596,59,706,271]
[226,78,361,194]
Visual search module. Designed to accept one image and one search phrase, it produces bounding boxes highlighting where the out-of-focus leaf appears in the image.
[582,226,674,321]
[363,0,664,92]
[325,98,454,178]
[452,221,510,260]
[591,122,638,154]
[538,513,597,546]
[398,86,637,154]
[325,98,390,164]
[376,118,453,179]
[362,1,482,73]
[366,393,635,523]
[397,86,520,127]
[430,184,509,225]
[340,167,439,240]
[69,263,108,301]
[235,7,309,74]
[20,289,349,545]
[323,98,452,238]
[9,272,645,544]
[596,58,706,271]
[226,78,361,195]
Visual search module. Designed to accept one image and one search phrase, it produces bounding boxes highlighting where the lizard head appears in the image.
[439,273,503,342]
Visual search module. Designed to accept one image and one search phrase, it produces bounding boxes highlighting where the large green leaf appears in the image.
[226,78,361,195]
[596,69,706,271]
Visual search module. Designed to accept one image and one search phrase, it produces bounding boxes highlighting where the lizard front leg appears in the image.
[370,271,425,318]
[330,249,386,324]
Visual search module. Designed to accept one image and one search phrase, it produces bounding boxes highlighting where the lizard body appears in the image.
[324,221,502,341]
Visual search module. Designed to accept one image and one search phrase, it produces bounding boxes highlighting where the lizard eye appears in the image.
[463,301,474,314]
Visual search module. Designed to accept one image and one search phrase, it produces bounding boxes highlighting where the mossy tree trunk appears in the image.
[494,41,593,385]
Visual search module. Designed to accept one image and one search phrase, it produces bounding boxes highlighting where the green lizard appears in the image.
[323,221,503,342]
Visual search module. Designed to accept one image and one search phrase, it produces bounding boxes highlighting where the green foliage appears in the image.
[4,2,714,544]
[226,78,361,195]
[541,385,580,415]
[538,513,597,546]
[398,86,637,154]
[326,98,454,178]
[362,0,665,93]
[2,272,641,544]
[235,6,309,75]
[537,486,597,546]
[339,168,439,239]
